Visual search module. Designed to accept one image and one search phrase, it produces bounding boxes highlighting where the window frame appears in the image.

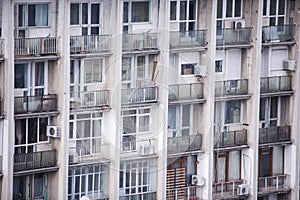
[123,0,151,26]
[224,100,243,125]
[259,97,280,128]
[263,0,286,26]
[17,3,50,28]
[168,104,193,137]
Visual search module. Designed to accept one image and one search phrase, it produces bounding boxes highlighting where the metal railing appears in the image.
[260,76,292,94]
[259,126,291,144]
[15,37,59,55]
[216,27,251,46]
[70,90,110,109]
[170,30,206,48]
[214,130,247,148]
[120,138,157,157]
[121,86,158,104]
[123,33,158,51]
[14,94,57,114]
[166,186,197,200]
[70,35,111,53]
[212,180,243,198]
[119,191,156,200]
[14,150,56,172]
[167,134,202,154]
[258,175,290,192]
[0,39,4,55]
[262,24,295,43]
[215,79,248,97]
[69,144,109,163]
[169,83,204,102]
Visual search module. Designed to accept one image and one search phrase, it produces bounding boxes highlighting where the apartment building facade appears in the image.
[0,0,299,200]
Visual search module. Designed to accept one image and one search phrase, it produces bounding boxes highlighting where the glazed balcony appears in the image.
[262,24,295,43]
[14,94,57,114]
[120,138,157,158]
[14,150,57,172]
[166,186,197,200]
[259,126,291,145]
[119,191,156,200]
[212,180,245,199]
[215,79,248,98]
[169,30,206,49]
[169,83,204,103]
[167,134,202,154]
[15,37,59,56]
[70,34,111,54]
[258,175,290,194]
[260,76,292,94]
[123,33,158,51]
[70,90,110,110]
[121,86,158,105]
[214,130,247,149]
[216,27,251,46]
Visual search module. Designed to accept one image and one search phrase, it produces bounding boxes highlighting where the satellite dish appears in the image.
[80,196,91,200]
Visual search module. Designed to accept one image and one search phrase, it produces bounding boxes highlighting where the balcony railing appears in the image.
[167,134,202,154]
[120,138,157,157]
[213,180,244,199]
[15,37,59,55]
[215,79,248,97]
[123,33,158,51]
[259,126,291,144]
[260,76,292,94]
[69,143,109,163]
[14,150,57,172]
[14,94,57,114]
[166,186,197,200]
[169,83,204,103]
[216,27,251,46]
[0,39,4,56]
[258,175,290,193]
[262,25,294,43]
[70,90,110,109]
[169,30,206,49]
[121,86,158,105]
[119,191,156,200]
[214,130,247,149]
[70,35,111,53]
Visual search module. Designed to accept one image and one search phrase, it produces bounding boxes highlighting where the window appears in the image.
[181,63,195,75]
[18,4,49,27]
[259,97,280,128]
[169,0,196,32]
[168,105,192,137]
[123,1,150,23]
[15,117,50,154]
[215,60,223,73]
[259,147,284,177]
[70,3,102,35]
[263,0,285,26]
[217,0,242,19]
[225,100,241,124]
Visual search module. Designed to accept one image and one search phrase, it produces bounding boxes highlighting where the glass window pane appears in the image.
[228,151,240,181]
[225,100,241,124]
[123,116,136,134]
[168,107,177,130]
[123,2,129,23]
[122,57,131,81]
[226,0,233,17]
[70,4,79,25]
[18,5,26,27]
[217,156,226,182]
[82,3,88,24]
[270,97,278,118]
[34,174,44,197]
[217,0,223,19]
[259,99,266,121]
[77,120,91,138]
[139,116,149,132]
[263,0,267,15]
[278,0,285,15]
[92,120,101,137]
[170,1,177,20]
[234,0,241,17]
[28,5,36,26]
[91,4,100,24]
[181,64,194,75]
[15,64,28,88]
[180,1,187,20]
[179,22,187,32]
[91,27,99,35]
[35,62,44,86]
[15,119,26,145]
[39,117,48,142]
[28,118,38,143]
[131,2,149,22]
[270,0,276,15]
[137,56,145,79]
[189,0,196,20]
[182,105,190,127]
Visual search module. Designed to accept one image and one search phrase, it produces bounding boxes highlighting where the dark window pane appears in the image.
[189,0,196,20]
[132,2,149,22]
[270,97,278,118]
[28,118,38,143]
[225,100,241,124]
[270,0,276,15]
[15,119,26,145]
[28,5,36,26]
[15,64,27,88]
[215,60,223,72]
[188,22,195,31]
[82,27,88,35]
[34,174,44,197]
[263,0,267,15]
[91,4,100,24]
[261,151,271,177]
[39,118,48,142]
[234,0,241,17]
[180,1,187,20]
[91,27,99,35]
[270,17,276,26]
[179,22,186,32]
[18,5,25,27]
[259,99,266,121]
[226,0,233,17]
[170,1,177,20]
[70,4,79,25]
[217,0,223,19]
[278,17,284,26]
[123,2,129,23]
[278,0,285,15]
[181,64,194,75]
[82,3,88,25]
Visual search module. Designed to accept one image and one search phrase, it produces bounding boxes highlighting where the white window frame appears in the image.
[180,63,197,76]
[263,0,286,25]
[224,100,243,125]
[259,97,281,128]
[123,0,151,25]
[17,3,50,28]
[217,0,243,20]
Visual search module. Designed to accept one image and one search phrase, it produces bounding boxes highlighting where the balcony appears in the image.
[212,180,245,199]
[166,186,197,200]
[123,33,158,51]
[216,27,251,46]
[0,39,4,56]
[262,25,295,43]
[70,90,110,110]
[119,191,156,200]
[167,134,202,154]
[14,150,57,172]
[120,138,157,158]
[259,126,291,145]
[169,30,206,49]
[258,175,290,194]
[14,94,57,114]
[168,83,204,104]
[121,86,158,105]
[215,79,248,98]
[70,35,111,54]
[260,76,292,95]
[0,98,2,116]
[15,37,59,56]
[214,130,247,149]
[0,156,2,175]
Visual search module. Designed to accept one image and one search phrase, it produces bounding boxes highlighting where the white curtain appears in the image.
[272,146,283,175]
[35,4,48,26]
[217,156,226,182]
[229,151,240,181]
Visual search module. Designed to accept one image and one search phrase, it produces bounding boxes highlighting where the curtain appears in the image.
[35,4,48,26]
[217,156,226,182]
[272,146,283,175]
[229,151,240,181]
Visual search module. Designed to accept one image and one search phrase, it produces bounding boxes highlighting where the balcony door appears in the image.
[259,147,284,178]
[259,97,280,128]
[263,0,286,26]
[168,105,192,138]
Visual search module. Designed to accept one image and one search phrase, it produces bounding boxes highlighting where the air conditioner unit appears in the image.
[139,145,155,156]
[233,20,245,29]
[191,175,206,187]
[237,184,249,196]
[46,126,61,138]
[283,59,296,71]
[195,65,208,77]
[69,153,79,164]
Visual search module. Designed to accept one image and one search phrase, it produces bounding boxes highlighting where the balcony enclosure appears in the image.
[216,28,251,46]
[120,138,157,158]
[70,35,111,53]
[260,76,292,94]
[212,180,244,199]
[121,86,158,105]
[259,126,291,145]
[70,90,110,110]
[262,25,294,43]
[15,37,59,56]
[14,94,57,114]
[167,134,202,154]
[214,130,247,149]
[215,79,248,97]
[122,33,158,51]
[14,150,56,172]
[258,175,290,193]
[166,186,197,200]
[168,83,204,103]
[169,30,206,49]
[119,191,156,200]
